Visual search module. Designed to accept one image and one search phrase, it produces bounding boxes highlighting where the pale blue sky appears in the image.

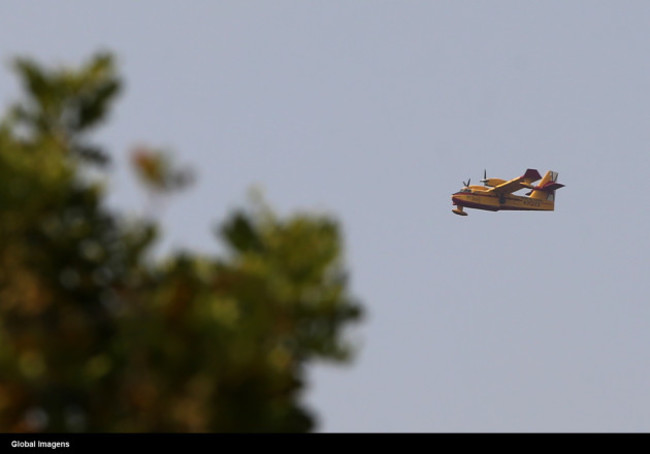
[3,1,650,432]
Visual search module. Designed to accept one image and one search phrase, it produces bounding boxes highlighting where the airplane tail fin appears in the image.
[528,171,564,201]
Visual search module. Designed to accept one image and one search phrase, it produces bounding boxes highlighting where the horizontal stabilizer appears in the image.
[529,171,563,200]
[538,182,564,192]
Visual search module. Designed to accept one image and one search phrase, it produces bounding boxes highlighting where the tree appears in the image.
[0,53,362,432]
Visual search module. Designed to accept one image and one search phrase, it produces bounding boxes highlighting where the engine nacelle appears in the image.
[482,178,506,187]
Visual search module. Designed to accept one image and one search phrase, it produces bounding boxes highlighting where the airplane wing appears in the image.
[488,169,542,195]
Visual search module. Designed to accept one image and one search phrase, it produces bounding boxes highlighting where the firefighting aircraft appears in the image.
[451,169,564,216]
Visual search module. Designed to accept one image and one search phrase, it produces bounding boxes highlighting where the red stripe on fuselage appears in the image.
[452,198,499,211]
[451,192,536,212]
[452,193,497,210]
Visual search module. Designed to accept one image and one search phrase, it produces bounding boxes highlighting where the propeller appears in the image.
[480,169,488,185]
[462,178,471,187]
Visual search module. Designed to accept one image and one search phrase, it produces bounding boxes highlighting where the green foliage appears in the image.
[0,54,362,432]
[10,53,120,165]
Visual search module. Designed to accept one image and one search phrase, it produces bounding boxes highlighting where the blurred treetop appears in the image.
[0,53,362,432]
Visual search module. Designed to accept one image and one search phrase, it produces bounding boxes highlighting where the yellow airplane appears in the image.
[451,169,564,216]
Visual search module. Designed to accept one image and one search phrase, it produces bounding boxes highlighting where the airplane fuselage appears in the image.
[451,187,555,213]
